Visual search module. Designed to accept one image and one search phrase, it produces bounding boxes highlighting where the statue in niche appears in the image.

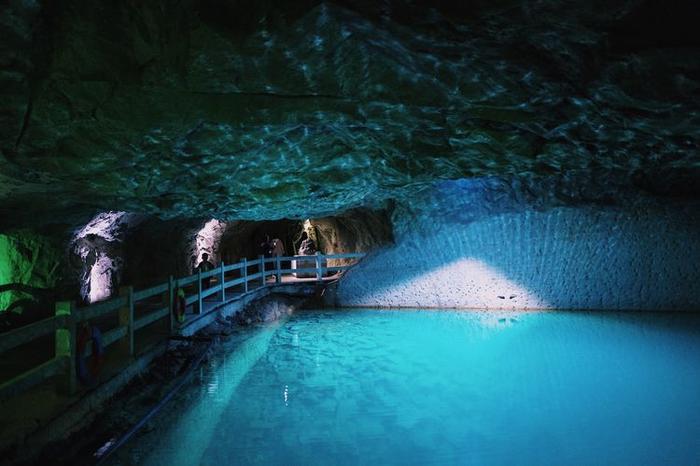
[297,231,316,256]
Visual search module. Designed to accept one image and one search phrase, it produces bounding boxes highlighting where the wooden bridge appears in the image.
[0,252,364,401]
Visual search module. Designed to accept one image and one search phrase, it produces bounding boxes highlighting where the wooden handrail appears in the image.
[281,267,319,274]
[200,284,222,300]
[134,307,169,331]
[77,296,127,322]
[0,315,67,354]
[199,267,221,280]
[0,251,365,400]
[0,357,66,400]
[263,252,366,263]
[176,275,199,287]
[133,283,169,301]
[223,262,243,273]
[223,276,247,289]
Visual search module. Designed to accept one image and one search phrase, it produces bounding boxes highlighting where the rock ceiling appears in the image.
[1,0,698,229]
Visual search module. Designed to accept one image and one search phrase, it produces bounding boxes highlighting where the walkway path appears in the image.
[0,253,364,456]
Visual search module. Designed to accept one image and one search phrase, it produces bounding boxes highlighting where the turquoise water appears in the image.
[109,309,700,465]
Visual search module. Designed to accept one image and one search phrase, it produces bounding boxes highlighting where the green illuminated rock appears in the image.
[0,231,61,314]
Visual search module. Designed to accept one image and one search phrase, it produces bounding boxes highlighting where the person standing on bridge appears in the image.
[259,235,273,258]
[195,252,216,289]
[271,238,285,257]
[271,238,286,274]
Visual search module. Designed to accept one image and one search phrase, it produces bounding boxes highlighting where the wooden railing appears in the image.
[0,252,364,399]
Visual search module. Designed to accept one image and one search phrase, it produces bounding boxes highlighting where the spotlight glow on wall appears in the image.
[350,257,551,310]
[89,253,115,303]
[72,211,135,303]
[404,258,550,309]
[194,219,227,268]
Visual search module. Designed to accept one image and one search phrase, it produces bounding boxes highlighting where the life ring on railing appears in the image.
[76,324,104,386]
[173,288,186,323]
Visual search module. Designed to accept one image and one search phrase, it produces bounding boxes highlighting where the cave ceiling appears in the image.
[1,0,699,229]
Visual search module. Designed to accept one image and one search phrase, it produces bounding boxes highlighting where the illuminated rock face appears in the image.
[0,231,61,316]
[69,214,212,302]
[70,212,137,303]
[308,209,393,256]
[1,1,699,228]
[336,180,700,310]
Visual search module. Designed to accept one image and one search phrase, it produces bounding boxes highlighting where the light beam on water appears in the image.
[139,321,283,466]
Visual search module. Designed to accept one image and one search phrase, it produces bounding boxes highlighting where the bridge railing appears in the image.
[0,252,364,400]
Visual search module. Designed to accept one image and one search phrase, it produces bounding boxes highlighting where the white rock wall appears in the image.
[336,183,700,311]
[192,219,228,271]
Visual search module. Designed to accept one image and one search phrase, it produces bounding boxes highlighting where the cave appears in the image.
[1,1,699,464]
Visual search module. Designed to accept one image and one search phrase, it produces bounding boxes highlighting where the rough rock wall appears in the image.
[120,217,205,288]
[70,213,214,300]
[190,219,228,271]
[215,213,390,266]
[0,230,62,317]
[335,180,700,310]
[2,1,699,229]
[69,212,142,303]
[219,220,302,262]
[126,217,301,286]
[235,294,306,325]
[309,208,393,268]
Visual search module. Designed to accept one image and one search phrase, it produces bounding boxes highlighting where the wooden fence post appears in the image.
[315,252,323,283]
[275,255,281,284]
[259,255,266,287]
[55,301,76,394]
[243,258,248,293]
[197,269,203,315]
[220,261,226,302]
[119,286,134,356]
[168,276,175,334]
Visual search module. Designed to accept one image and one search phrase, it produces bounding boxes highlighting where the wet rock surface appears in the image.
[1,0,699,229]
[310,208,393,257]
[236,295,306,325]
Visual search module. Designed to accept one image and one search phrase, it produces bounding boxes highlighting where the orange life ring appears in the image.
[173,289,186,323]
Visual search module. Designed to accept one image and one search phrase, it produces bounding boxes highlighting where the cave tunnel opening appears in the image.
[62,208,392,307]
[218,219,303,265]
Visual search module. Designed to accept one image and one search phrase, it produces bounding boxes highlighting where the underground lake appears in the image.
[94,308,700,466]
